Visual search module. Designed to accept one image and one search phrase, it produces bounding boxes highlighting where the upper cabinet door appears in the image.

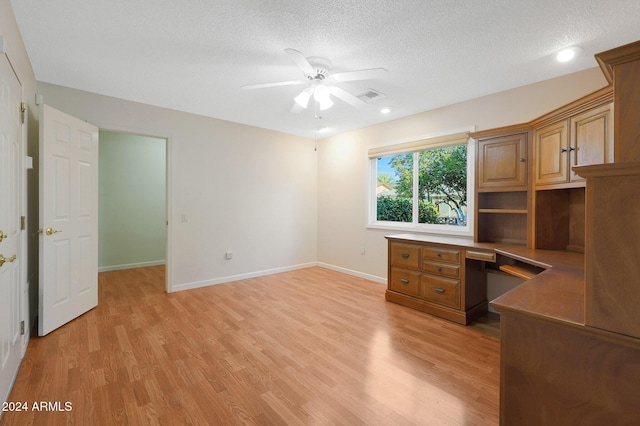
[569,103,614,182]
[534,120,569,186]
[477,133,527,190]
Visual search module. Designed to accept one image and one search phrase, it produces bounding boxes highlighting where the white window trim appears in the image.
[367,128,476,237]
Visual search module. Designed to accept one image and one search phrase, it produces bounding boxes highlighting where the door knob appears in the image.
[0,254,16,267]
[46,227,62,236]
[0,230,5,242]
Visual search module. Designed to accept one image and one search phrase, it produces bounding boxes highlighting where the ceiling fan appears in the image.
[241,48,388,113]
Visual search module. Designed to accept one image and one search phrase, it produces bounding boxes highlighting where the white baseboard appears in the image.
[169,262,318,293]
[169,262,387,293]
[98,260,166,273]
[316,262,387,285]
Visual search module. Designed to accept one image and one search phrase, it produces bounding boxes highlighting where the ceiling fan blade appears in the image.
[329,86,367,108]
[332,68,389,82]
[284,48,316,76]
[241,80,305,90]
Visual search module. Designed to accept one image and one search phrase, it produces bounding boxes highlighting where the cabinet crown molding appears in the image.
[596,39,640,84]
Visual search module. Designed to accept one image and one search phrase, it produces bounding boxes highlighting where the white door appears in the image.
[0,53,23,406]
[39,104,99,336]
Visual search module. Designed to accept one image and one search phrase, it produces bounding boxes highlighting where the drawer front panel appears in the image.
[390,243,421,270]
[421,274,460,309]
[423,261,460,279]
[390,268,421,297]
[466,249,496,262]
[423,246,461,264]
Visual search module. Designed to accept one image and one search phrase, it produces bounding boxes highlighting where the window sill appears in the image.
[366,221,473,238]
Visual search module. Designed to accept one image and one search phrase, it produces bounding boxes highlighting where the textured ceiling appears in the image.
[9,0,640,138]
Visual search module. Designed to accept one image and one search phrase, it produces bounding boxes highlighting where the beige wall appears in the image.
[36,82,319,291]
[316,67,608,281]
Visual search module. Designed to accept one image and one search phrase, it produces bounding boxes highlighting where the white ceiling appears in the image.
[10,0,640,138]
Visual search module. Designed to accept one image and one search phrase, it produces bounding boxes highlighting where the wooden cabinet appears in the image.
[477,133,527,190]
[473,130,531,246]
[535,102,613,187]
[534,120,569,185]
[385,236,491,325]
[569,103,614,181]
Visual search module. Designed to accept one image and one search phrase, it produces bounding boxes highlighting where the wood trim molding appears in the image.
[596,40,640,84]
[470,86,613,140]
[573,161,640,179]
[529,86,613,128]
[470,123,530,140]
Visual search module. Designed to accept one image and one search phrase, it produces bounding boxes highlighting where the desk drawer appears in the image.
[421,274,460,309]
[389,267,421,297]
[423,261,460,279]
[423,246,461,264]
[390,242,421,270]
[466,249,496,262]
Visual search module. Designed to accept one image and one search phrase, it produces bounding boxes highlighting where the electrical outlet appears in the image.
[181,213,188,222]
[225,250,233,260]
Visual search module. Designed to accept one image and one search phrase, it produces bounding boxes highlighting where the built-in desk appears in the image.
[385,234,585,326]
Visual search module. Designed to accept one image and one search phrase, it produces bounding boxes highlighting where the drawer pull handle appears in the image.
[434,287,445,294]
[400,279,410,284]
[400,253,410,259]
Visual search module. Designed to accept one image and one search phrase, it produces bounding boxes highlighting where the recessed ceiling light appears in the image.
[317,127,330,134]
[380,107,392,114]
[556,46,581,63]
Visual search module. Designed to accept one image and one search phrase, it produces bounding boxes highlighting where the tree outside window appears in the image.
[375,144,467,226]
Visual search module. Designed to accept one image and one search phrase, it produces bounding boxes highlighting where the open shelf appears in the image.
[535,187,585,252]
[477,191,529,245]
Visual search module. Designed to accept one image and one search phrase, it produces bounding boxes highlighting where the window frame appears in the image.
[367,129,475,237]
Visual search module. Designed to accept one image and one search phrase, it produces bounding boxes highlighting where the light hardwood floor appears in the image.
[1,266,499,425]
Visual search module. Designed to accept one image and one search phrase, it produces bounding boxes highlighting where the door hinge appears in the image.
[20,102,26,124]
[21,216,26,231]
[20,321,25,336]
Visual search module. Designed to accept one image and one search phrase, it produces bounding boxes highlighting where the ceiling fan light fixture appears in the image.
[313,84,330,102]
[294,88,312,108]
[318,97,334,110]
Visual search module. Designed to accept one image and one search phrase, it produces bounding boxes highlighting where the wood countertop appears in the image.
[491,246,585,326]
[385,233,504,251]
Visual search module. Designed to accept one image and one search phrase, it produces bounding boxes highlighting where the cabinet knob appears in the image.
[437,267,442,272]
[561,148,568,153]
[519,157,526,162]
[437,253,442,257]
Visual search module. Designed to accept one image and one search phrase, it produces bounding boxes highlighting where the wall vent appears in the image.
[357,89,386,103]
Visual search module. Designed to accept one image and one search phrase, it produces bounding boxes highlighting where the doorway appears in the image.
[98,130,167,273]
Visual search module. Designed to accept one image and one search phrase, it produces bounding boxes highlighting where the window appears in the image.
[368,131,474,235]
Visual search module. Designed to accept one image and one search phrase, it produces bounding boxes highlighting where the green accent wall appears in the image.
[99,130,166,271]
